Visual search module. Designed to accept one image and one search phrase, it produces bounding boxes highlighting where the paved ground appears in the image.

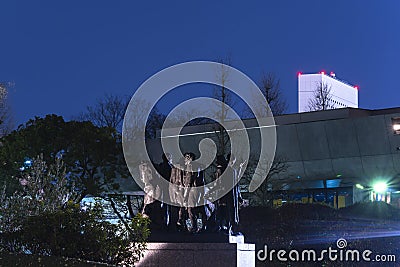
[239,203,400,266]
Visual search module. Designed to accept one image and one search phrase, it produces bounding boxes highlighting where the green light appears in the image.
[355,184,364,189]
[373,182,387,194]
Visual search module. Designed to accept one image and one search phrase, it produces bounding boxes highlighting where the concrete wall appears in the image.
[136,243,255,267]
[273,110,400,187]
[148,108,400,190]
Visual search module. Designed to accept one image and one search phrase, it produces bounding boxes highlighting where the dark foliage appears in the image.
[339,201,400,220]
[0,115,128,200]
[0,203,150,266]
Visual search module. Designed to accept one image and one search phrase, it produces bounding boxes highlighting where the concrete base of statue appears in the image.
[136,241,255,267]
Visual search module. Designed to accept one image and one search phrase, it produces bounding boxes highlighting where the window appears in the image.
[392,118,400,134]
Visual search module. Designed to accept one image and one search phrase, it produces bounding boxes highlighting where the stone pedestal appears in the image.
[136,242,255,267]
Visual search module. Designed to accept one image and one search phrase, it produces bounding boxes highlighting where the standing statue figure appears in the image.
[181,153,196,232]
[139,161,163,229]
[206,155,228,232]
[218,154,244,235]
[156,153,173,227]
[188,153,206,233]
[168,156,184,231]
[169,152,205,233]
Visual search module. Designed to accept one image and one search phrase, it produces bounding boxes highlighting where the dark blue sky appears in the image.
[1,1,399,126]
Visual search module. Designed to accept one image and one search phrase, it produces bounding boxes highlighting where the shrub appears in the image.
[0,203,150,266]
[339,201,400,220]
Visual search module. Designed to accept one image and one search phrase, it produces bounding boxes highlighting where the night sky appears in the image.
[1,1,399,127]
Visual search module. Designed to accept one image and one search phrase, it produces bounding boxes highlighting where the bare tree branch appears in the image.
[259,72,288,115]
[244,155,288,206]
[308,82,333,111]
[0,82,14,136]
[79,93,130,131]
[212,56,236,156]
[243,72,287,118]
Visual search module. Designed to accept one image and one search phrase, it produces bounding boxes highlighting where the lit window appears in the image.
[392,118,400,134]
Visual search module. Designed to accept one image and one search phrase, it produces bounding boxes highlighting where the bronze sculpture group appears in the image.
[140,152,243,235]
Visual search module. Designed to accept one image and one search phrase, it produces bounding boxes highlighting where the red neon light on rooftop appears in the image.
[354,85,359,90]
[320,71,325,75]
[297,72,302,77]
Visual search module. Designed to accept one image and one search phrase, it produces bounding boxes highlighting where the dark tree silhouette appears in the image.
[0,82,14,136]
[308,82,333,111]
[79,93,129,130]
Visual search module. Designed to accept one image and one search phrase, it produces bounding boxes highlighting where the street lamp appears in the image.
[373,182,387,194]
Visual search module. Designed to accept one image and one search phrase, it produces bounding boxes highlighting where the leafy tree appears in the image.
[0,155,74,233]
[63,120,127,200]
[79,94,168,219]
[40,206,148,265]
[0,115,68,192]
[145,108,166,139]
[0,155,150,265]
[0,115,127,201]
[1,202,149,265]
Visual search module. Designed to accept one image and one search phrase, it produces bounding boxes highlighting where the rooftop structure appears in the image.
[298,72,358,113]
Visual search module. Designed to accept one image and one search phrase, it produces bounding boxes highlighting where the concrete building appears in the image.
[298,72,358,113]
[147,107,400,208]
[264,107,400,207]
